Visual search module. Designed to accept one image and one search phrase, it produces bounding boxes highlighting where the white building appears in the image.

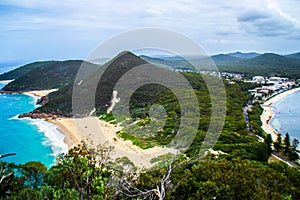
[252,76,265,83]
[269,77,289,83]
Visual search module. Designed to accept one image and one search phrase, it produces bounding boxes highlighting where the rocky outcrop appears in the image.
[36,96,48,105]
[0,90,18,95]
[18,110,69,119]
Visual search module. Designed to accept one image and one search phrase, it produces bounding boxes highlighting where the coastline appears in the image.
[261,87,300,141]
[23,89,69,157]
[46,118,81,149]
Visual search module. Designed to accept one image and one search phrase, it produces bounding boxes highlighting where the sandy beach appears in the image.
[49,117,178,168]
[261,87,300,141]
[0,80,14,84]
[23,89,58,97]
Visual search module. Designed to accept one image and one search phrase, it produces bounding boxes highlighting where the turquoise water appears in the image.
[270,91,300,144]
[0,82,67,168]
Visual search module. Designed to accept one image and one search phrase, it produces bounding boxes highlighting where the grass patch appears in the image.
[117,131,155,149]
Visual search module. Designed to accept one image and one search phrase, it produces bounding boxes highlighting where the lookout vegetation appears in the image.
[1,140,300,199]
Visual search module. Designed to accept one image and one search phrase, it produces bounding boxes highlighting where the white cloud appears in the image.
[204,39,232,44]
[236,0,300,37]
[0,0,300,61]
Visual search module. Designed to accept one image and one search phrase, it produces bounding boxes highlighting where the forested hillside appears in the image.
[0,61,57,80]
[1,60,99,91]
[219,53,300,78]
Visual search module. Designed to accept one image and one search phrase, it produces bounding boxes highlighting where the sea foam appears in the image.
[16,117,68,160]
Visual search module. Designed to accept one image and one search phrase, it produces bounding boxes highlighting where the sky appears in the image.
[0,0,300,62]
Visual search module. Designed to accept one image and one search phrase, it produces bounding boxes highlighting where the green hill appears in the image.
[219,53,300,78]
[285,52,300,59]
[140,55,195,70]
[227,52,260,59]
[141,54,244,70]
[37,51,150,116]
[0,61,57,81]
[211,54,245,65]
[2,60,99,92]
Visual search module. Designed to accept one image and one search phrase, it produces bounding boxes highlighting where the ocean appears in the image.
[270,91,300,143]
[0,65,67,168]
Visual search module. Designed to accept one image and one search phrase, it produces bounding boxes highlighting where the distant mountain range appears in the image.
[227,52,261,59]
[141,52,300,78]
[285,52,300,59]
[218,53,300,78]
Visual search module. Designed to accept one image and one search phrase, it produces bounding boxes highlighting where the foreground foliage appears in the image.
[1,142,300,199]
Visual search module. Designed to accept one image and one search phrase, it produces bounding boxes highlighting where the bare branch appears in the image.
[0,153,16,159]
[0,172,14,185]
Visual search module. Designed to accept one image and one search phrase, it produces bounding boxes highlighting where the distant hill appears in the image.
[219,53,300,78]
[0,61,57,80]
[285,52,300,59]
[211,54,245,65]
[141,54,243,70]
[2,60,99,91]
[140,55,195,70]
[227,52,260,59]
[135,53,300,78]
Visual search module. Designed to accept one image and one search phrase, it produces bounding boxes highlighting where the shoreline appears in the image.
[46,117,81,150]
[23,89,70,156]
[261,87,300,142]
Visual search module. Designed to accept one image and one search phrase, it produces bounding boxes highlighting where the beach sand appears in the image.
[261,87,300,142]
[23,89,58,97]
[49,117,178,168]
[0,80,14,84]
[47,118,81,149]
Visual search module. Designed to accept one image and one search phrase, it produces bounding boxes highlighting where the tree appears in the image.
[284,133,291,155]
[288,138,299,161]
[292,138,299,150]
[274,134,282,152]
[264,134,273,153]
[0,153,16,197]
[20,161,47,189]
[45,141,112,199]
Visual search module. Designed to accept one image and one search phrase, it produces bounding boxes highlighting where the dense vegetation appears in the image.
[1,60,98,91]
[0,61,57,81]
[247,102,264,136]
[219,53,300,78]
[273,133,299,161]
[1,141,300,199]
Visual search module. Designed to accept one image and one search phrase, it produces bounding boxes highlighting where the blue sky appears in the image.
[0,0,300,62]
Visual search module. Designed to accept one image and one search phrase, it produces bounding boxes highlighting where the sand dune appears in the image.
[49,117,178,168]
